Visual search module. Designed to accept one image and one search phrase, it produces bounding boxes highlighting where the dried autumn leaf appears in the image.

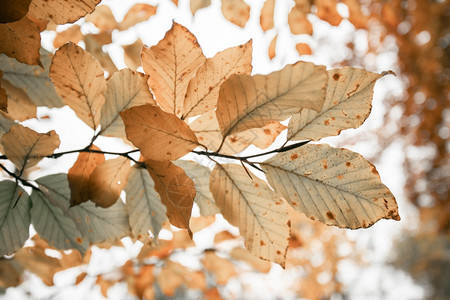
[122,39,143,70]
[0,182,30,256]
[268,34,277,59]
[85,5,118,31]
[14,246,60,286]
[182,40,253,119]
[28,0,101,24]
[202,251,237,285]
[287,68,388,141]
[84,34,118,76]
[0,111,14,141]
[68,145,105,206]
[121,104,199,161]
[157,261,206,296]
[88,157,131,208]
[315,0,343,26]
[100,69,156,137]
[221,0,250,28]
[209,164,290,266]
[50,43,106,130]
[53,25,83,49]
[190,0,211,16]
[1,79,37,121]
[260,0,275,31]
[146,160,196,230]
[120,3,157,30]
[0,258,23,288]
[125,165,167,239]
[342,0,368,29]
[0,0,31,23]
[230,247,272,273]
[216,61,327,138]
[295,42,312,56]
[141,22,206,116]
[1,124,60,171]
[261,144,400,229]
[288,4,313,35]
[0,17,41,65]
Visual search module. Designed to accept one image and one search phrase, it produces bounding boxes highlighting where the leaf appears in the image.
[157,261,206,296]
[85,5,118,32]
[288,4,313,35]
[68,145,105,206]
[260,0,275,31]
[261,144,401,229]
[146,160,196,230]
[0,0,32,23]
[173,160,219,216]
[0,17,41,65]
[100,69,156,137]
[83,34,118,76]
[141,22,206,116]
[295,42,312,56]
[119,4,158,31]
[221,0,250,28]
[0,258,23,288]
[88,157,131,208]
[121,104,199,161]
[0,111,14,139]
[53,25,83,49]
[1,124,60,171]
[0,181,30,256]
[268,34,277,60]
[190,0,211,15]
[230,247,272,273]
[182,40,253,119]
[287,68,387,141]
[122,39,143,71]
[30,189,88,254]
[50,43,106,130]
[28,0,101,24]
[202,251,237,285]
[36,173,130,244]
[124,165,167,239]
[315,0,343,26]
[342,0,368,29]
[1,79,37,121]
[209,164,290,266]
[0,48,64,107]
[216,61,327,138]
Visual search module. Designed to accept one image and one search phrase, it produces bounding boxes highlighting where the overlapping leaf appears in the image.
[182,40,253,119]
[122,39,143,71]
[221,0,250,28]
[50,43,106,130]
[124,165,167,239]
[100,69,156,137]
[261,144,400,229]
[121,104,199,161]
[216,61,327,138]
[120,4,157,30]
[260,0,275,31]
[0,181,30,256]
[0,0,32,23]
[141,22,206,117]
[190,0,211,15]
[209,164,290,266]
[85,5,118,32]
[28,0,101,24]
[288,3,313,35]
[288,68,387,141]
[1,124,60,171]
[1,79,37,121]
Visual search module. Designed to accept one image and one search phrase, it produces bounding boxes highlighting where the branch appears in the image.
[49,147,142,164]
[0,163,40,192]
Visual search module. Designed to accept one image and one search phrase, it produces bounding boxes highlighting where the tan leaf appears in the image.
[182,40,252,119]
[315,0,343,26]
[268,34,277,60]
[1,124,60,171]
[68,145,105,206]
[100,69,156,138]
[157,261,206,296]
[141,22,206,117]
[146,160,195,230]
[121,104,199,161]
[261,144,401,229]
[1,79,37,121]
[88,157,131,208]
[0,259,23,288]
[0,0,31,23]
[84,34,118,76]
[342,0,368,29]
[260,0,275,31]
[0,17,41,65]
[214,230,236,243]
[50,43,106,130]
[209,164,290,266]
[28,0,101,24]
[189,216,215,233]
[27,15,49,32]
[53,25,83,49]
[287,68,388,141]
[216,61,327,139]
[120,4,157,30]
[230,247,272,273]
[237,121,286,149]
[202,251,237,285]
[288,4,313,35]
[190,0,211,15]
[295,42,312,56]
[85,5,118,31]
[122,39,143,70]
[221,0,250,28]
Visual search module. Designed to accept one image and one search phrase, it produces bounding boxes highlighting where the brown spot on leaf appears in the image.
[346,161,352,167]
[229,136,238,143]
[263,128,271,135]
[309,216,315,221]
[333,73,340,80]
[254,182,259,187]
[326,211,335,220]
[290,153,298,160]
[260,240,266,246]
[371,167,378,174]
[337,174,344,180]
[76,237,83,244]
[276,250,282,255]
[324,119,330,125]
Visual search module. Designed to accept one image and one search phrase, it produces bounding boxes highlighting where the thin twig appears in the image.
[0,163,40,191]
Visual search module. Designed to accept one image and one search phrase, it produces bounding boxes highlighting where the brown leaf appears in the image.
[157,261,206,296]
[88,157,131,208]
[182,40,253,119]
[230,247,272,273]
[0,258,23,288]
[27,15,49,32]
[288,4,313,35]
[0,0,31,23]
[268,34,277,59]
[189,216,215,233]
[221,0,250,28]
[190,0,211,16]
[53,25,83,49]
[342,0,368,29]
[121,104,199,161]
[202,251,237,285]
[0,17,41,65]
[1,79,37,121]
[84,34,118,76]
[50,43,106,130]
[295,42,312,56]
[1,124,60,171]
[141,22,206,117]
[260,0,275,31]
[146,160,195,230]
[315,0,343,26]
[0,71,6,113]
[68,145,105,206]
[85,5,118,31]
[214,230,236,243]
[122,39,143,70]
[75,272,87,285]
[28,0,101,24]
[120,4,157,30]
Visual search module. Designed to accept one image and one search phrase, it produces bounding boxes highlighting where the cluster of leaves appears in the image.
[0,0,401,298]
